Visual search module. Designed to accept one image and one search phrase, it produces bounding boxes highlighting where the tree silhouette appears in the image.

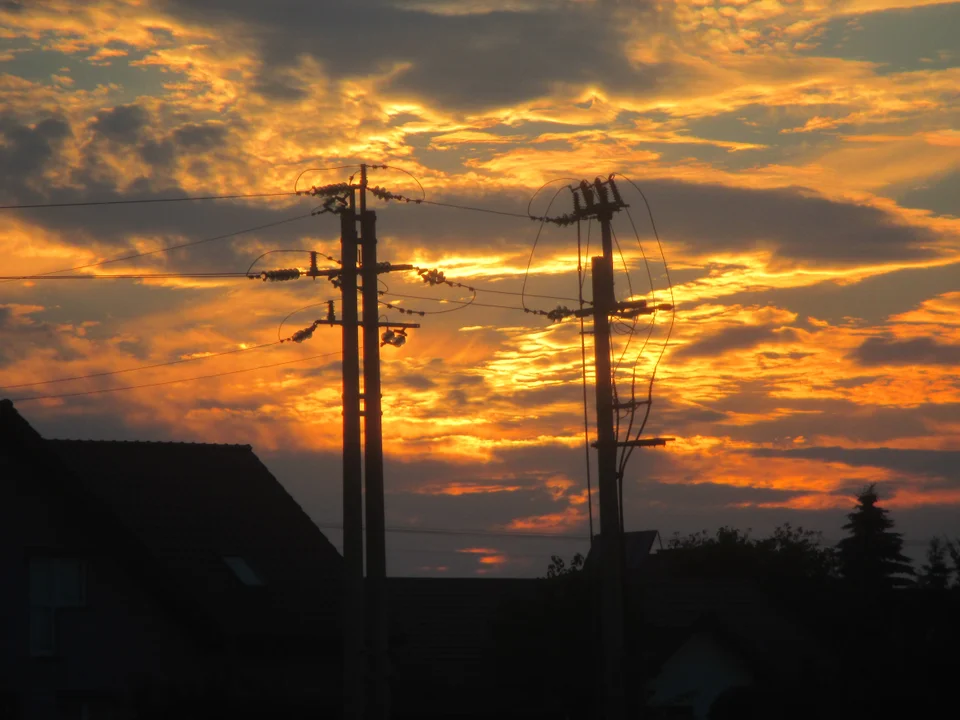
[948,539,960,589]
[836,484,913,591]
[917,537,951,591]
[545,552,584,578]
[664,524,837,585]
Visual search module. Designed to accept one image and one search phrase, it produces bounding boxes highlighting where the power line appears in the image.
[0,340,285,390]
[469,284,582,304]
[316,522,589,541]
[380,290,526,313]
[364,180,578,226]
[0,191,298,211]
[0,272,252,281]
[1,212,315,285]
[521,185,570,312]
[9,351,340,403]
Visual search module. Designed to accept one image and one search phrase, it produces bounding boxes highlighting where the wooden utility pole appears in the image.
[341,190,365,720]
[592,204,626,720]
[359,166,391,720]
[301,172,418,719]
[571,176,672,719]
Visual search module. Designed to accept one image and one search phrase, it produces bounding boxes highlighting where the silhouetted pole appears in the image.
[359,166,391,720]
[341,191,365,720]
[593,206,626,720]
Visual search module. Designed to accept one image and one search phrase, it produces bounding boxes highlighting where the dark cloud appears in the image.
[139,138,176,167]
[2,104,943,274]
[628,479,805,510]
[0,311,84,364]
[672,323,799,359]
[158,0,661,110]
[632,180,943,264]
[393,373,436,390]
[171,123,228,152]
[750,446,960,481]
[90,104,148,144]
[0,114,70,198]
[370,179,942,267]
[850,335,960,366]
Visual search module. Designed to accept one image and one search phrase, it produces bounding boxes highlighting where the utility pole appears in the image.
[589,187,626,720]
[570,176,672,719]
[340,190,365,720]
[359,165,390,720]
[299,173,421,719]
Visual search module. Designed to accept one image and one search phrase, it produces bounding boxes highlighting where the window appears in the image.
[29,557,86,656]
[222,556,264,587]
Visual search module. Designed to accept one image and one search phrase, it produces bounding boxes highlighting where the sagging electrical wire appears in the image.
[366,181,580,226]
[293,165,362,195]
[380,286,477,316]
[381,291,526,313]
[276,301,338,342]
[611,175,676,512]
[413,265,576,321]
[370,164,427,202]
[1,212,316,285]
[0,340,286,390]
[576,217,595,541]
[0,190,299,211]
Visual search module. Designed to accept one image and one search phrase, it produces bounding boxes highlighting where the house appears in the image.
[0,400,343,719]
[580,532,834,719]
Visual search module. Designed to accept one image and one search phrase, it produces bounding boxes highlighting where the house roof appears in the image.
[583,529,661,572]
[1,400,342,646]
[633,573,833,683]
[48,438,343,642]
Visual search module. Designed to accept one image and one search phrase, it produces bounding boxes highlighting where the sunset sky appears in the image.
[2,0,958,576]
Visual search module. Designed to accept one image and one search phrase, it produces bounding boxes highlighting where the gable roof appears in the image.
[1,400,342,646]
[583,529,661,572]
[2,399,220,646]
[48,438,343,643]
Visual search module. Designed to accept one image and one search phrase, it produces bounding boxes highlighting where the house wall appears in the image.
[645,631,754,720]
[1,452,201,719]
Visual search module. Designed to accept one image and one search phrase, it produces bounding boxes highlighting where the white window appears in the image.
[29,557,86,656]
[222,556,264,587]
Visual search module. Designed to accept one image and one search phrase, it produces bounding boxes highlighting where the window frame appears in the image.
[28,555,87,658]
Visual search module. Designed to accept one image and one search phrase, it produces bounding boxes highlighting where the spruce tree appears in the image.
[948,539,960,589]
[918,536,951,590]
[837,484,914,590]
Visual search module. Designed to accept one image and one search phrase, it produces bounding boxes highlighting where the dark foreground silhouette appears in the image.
[3,399,958,719]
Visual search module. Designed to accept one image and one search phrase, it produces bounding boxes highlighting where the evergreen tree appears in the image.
[836,484,914,590]
[948,538,960,589]
[917,536,951,590]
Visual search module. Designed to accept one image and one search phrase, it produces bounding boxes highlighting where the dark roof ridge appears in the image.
[48,438,253,449]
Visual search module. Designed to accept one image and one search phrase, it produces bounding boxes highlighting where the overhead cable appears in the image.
[0,340,285,390]
[0,191,298,211]
[9,352,340,403]
[1,212,316,285]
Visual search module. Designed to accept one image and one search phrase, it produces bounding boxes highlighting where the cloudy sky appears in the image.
[2,0,958,576]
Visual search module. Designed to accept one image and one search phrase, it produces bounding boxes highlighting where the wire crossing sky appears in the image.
[1,0,959,577]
